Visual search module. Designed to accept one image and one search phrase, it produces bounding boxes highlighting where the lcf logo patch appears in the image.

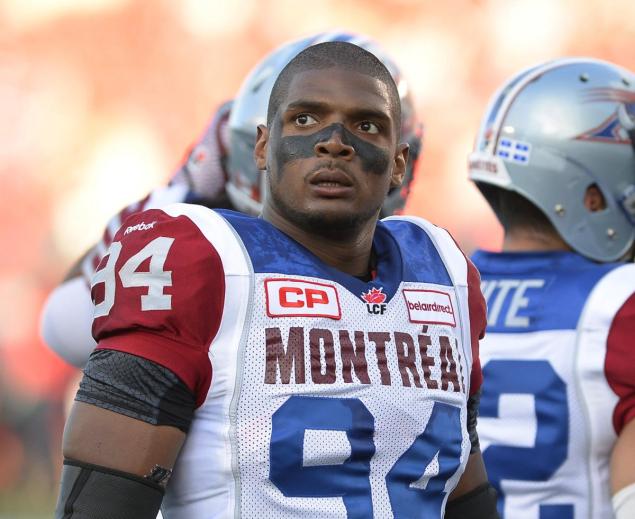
[361,286,387,315]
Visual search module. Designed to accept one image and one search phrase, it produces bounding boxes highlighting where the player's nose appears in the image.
[314,127,355,160]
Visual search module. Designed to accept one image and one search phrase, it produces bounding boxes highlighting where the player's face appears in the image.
[256,68,408,236]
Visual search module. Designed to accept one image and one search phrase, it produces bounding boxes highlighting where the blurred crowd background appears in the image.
[1,0,634,516]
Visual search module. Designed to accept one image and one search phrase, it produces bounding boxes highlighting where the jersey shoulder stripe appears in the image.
[578,262,635,332]
[582,262,635,434]
[384,216,467,287]
[163,203,250,277]
[385,215,486,395]
[380,217,453,287]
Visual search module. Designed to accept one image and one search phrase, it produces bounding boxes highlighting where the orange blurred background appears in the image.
[1,0,634,516]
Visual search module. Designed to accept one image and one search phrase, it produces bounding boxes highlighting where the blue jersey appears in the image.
[90,205,487,518]
[472,250,635,519]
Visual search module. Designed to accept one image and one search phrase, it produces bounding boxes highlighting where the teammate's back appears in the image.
[468,58,635,519]
[474,250,635,518]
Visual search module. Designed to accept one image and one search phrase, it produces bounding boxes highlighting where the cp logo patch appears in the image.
[265,278,341,319]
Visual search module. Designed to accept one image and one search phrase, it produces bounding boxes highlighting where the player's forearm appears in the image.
[57,402,183,519]
[63,401,185,476]
[55,349,195,516]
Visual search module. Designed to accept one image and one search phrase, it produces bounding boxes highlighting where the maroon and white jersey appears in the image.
[91,204,486,519]
[472,250,635,519]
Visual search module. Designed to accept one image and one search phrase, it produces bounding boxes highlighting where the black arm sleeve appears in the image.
[76,349,195,432]
[55,459,164,519]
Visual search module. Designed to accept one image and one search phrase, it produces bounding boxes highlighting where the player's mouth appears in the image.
[309,168,354,197]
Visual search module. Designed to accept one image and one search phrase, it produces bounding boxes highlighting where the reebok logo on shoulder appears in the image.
[124,221,156,235]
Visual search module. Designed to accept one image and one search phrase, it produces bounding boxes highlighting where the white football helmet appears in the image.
[469,58,635,262]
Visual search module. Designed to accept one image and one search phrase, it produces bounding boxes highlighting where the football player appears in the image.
[469,58,635,519]
[40,32,423,369]
[55,41,497,518]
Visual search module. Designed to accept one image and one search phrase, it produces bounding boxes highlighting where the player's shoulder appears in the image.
[114,204,252,274]
[383,214,448,238]
[382,215,473,286]
[114,203,221,248]
[579,261,635,330]
[594,261,635,288]
[92,204,236,341]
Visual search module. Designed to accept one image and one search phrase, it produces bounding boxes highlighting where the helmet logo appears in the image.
[495,138,531,165]
[576,88,635,144]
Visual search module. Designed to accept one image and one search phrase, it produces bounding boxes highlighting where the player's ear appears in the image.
[254,125,269,171]
[390,143,409,189]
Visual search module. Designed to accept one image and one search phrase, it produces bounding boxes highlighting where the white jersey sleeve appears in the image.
[40,277,96,367]
[580,263,635,434]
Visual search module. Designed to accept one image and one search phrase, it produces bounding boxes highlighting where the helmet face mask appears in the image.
[469,58,635,262]
[227,32,423,217]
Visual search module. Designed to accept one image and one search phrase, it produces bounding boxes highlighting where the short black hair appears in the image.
[267,41,401,136]
[479,184,559,236]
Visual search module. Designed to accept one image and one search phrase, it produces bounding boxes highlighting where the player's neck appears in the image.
[263,209,375,277]
[304,235,374,277]
[502,227,571,253]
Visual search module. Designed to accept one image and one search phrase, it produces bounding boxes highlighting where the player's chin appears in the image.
[307,183,356,199]
[307,196,357,214]
[302,203,378,231]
